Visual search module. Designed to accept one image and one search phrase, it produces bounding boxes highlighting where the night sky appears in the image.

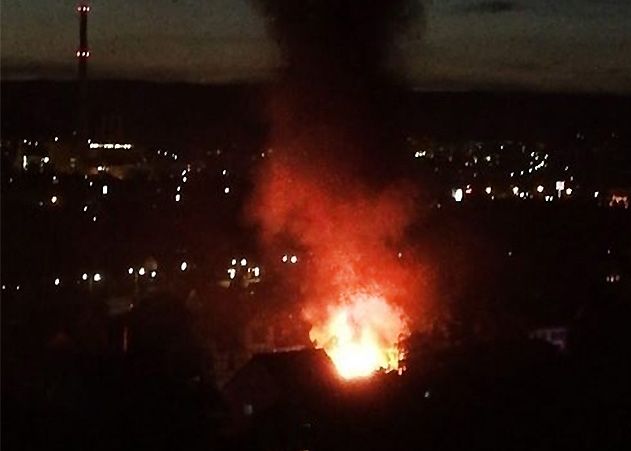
[2,0,630,92]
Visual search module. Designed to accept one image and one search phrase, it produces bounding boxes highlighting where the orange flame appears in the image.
[308,292,409,379]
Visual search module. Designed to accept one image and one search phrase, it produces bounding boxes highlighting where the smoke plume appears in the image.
[248,1,430,343]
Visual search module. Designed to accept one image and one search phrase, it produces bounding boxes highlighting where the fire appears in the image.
[308,292,409,379]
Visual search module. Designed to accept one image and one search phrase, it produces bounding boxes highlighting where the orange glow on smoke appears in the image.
[309,292,409,379]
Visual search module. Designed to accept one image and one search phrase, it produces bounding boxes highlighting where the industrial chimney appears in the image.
[76,3,90,80]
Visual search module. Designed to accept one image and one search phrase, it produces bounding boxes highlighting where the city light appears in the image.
[93,273,102,282]
[565,188,573,196]
[180,261,188,271]
[537,185,544,193]
[282,254,288,263]
[240,258,247,266]
[175,194,181,202]
[102,185,108,195]
[224,187,230,194]
[512,186,519,196]
[89,143,133,150]
[452,188,464,202]
[128,267,134,275]
[252,266,260,277]
[228,268,236,280]
[54,278,60,286]
[150,270,157,278]
[51,195,58,204]
[82,273,88,281]
[290,255,298,264]
[485,186,492,194]
[138,267,146,276]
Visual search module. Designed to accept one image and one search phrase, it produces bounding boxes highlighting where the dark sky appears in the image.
[2,0,630,93]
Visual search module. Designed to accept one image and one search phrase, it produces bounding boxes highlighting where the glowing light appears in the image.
[594,191,599,198]
[51,196,58,204]
[138,267,146,276]
[175,194,181,202]
[150,270,157,278]
[253,266,260,277]
[290,255,298,264]
[93,273,102,282]
[309,293,408,380]
[182,176,187,183]
[222,169,227,175]
[609,194,629,208]
[556,181,565,191]
[43,156,50,163]
[485,186,492,194]
[54,278,60,286]
[537,185,544,193]
[512,186,519,196]
[54,137,59,142]
[228,268,236,280]
[82,273,88,281]
[128,267,134,275]
[565,188,573,196]
[102,185,108,195]
[282,254,288,263]
[89,143,132,150]
[180,262,188,272]
[240,258,247,266]
[452,188,464,202]
[224,187,230,194]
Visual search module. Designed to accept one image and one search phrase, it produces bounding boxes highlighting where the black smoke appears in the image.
[254,0,425,179]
